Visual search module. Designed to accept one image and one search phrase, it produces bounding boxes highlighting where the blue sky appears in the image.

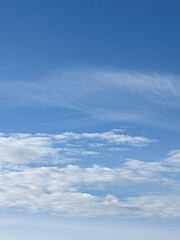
[0,0,180,239]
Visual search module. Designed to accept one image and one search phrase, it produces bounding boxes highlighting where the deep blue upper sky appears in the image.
[0,0,180,81]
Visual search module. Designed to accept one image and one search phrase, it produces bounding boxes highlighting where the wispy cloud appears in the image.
[1,69,180,127]
[99,71,180,97]
[1,70,180,106]
[166,150,180,165]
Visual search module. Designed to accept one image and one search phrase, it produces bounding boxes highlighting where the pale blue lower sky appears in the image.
[0,213,179,240]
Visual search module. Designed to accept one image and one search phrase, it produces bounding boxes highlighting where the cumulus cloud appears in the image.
[0,130,153,166]
[53,130,154,146]
[81,131,153,146]
[0,130,180,218]
[0,164,180,217]
[0,152,179,217]
[0,134,59,165]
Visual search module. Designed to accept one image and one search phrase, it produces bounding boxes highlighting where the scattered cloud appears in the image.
[0,131,179,218]
[0,130,153,166]
[81,131,153,146]
[166,150,180,165]
[108,147,129,151]
[0,163,180,217]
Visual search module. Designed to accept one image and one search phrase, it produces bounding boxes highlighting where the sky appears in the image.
[0,0,180,239]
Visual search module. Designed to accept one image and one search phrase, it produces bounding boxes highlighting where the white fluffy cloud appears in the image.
[0,130,153,166]
[0,164,180,217]
[0,134,59,165]
[0,154,179,217]
[0,131,180,217]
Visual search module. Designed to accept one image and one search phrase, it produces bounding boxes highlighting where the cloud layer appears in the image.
[0,130,180,218]
[0,161,180,217]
